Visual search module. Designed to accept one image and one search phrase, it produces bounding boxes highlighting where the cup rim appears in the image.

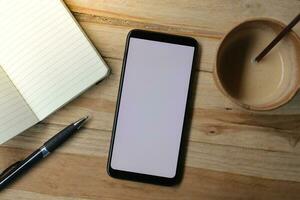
[214,18,300,111]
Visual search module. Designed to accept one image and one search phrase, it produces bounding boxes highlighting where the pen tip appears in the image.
[81,115,90,123]
[73,116,90,128]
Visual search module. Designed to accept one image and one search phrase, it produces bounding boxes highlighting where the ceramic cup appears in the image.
[214,18,300,111]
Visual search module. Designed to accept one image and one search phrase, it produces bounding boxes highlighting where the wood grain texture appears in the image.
[1,0,300,199]
[1,147,300,200]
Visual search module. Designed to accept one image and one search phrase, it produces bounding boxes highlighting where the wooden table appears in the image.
[1,0,300,199]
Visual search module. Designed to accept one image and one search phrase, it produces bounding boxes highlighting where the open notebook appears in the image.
[0,0,109,144]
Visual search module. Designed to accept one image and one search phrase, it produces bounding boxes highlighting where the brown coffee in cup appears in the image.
[214,19,300,110]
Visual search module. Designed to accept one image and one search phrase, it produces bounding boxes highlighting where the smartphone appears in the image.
[107,29,198,185]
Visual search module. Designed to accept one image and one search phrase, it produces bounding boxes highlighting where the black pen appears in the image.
[0,116,89,191]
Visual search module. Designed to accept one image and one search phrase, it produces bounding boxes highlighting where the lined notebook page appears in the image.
[0,66,38,144]
[0,0,109,120]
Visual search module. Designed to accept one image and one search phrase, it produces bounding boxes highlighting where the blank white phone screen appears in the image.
[111,37,195,178]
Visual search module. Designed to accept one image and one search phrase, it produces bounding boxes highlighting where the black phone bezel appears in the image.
[107,29,198,186]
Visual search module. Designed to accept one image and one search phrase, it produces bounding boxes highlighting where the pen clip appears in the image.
[0,161,22,179]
